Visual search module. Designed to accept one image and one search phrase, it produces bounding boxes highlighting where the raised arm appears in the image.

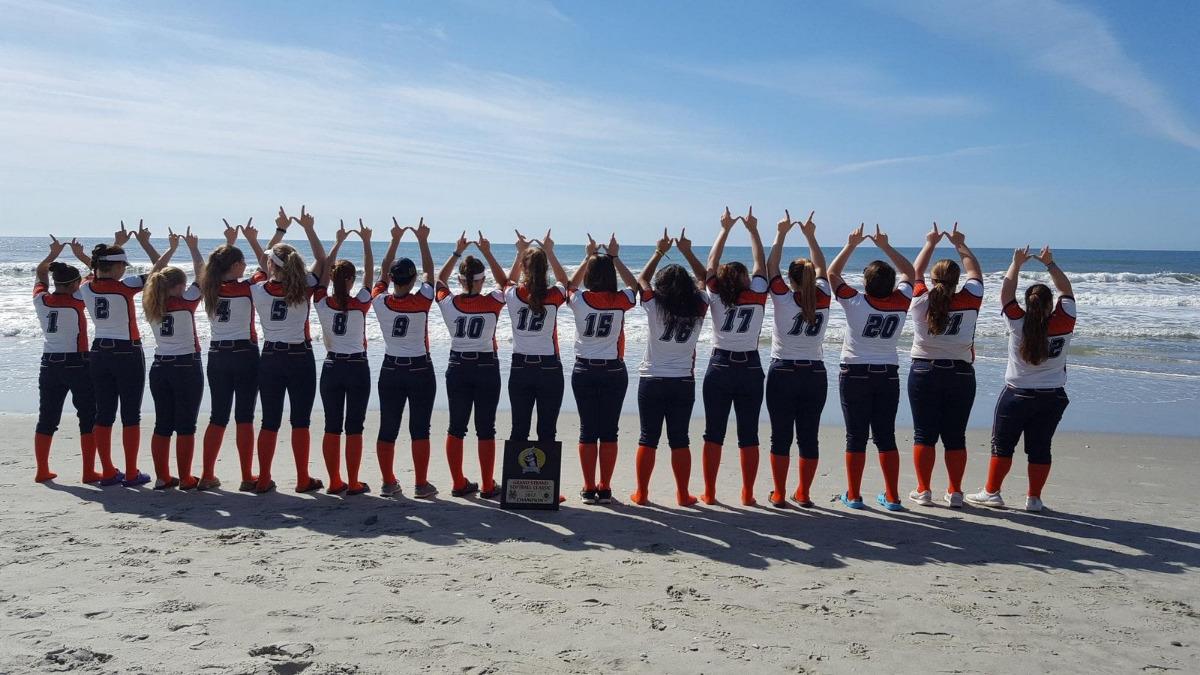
[913,222,942,284]
[674,228,707,289]
[1036,246,1072,297]
[439,231,469,286]
[133,220,162,265]
[380,219,404,285]
[569,234,598,290]
[151,230,180,274]
[359,220,374,290]
[184,227,204,287]
[638,228,672,291]
[476,230,508,288]
[38,237,67,286]
[508,230,530,283]
[743,207,766,278]
[1001,246,1031,306]
[870,225,915,284]
[707,207,737,277]
[541,230,568,287]
[243,222,267,269]
[768,211,793,279]
[297,206,326,278]
[828,224,867,290]
[944,222,981,280]
[268,207,290,250]
[415,219,435,285]
[798,212,826,277]
[320,221,351,287]
[68,238,92,268]
[607,234,638,290]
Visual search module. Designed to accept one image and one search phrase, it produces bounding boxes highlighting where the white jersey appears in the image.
[79,274,147,341]
[505,283,567,356]
[910,278,984,362]
[33,283,88,353]
[436,285,505,353]
[835,281,914,365]
[314,287,371,354]
[147,283,202,356]
[638,288,707,377]
[1004,296,1077,388]
[207,278,257,343]
[371,282,434,358]
[567,289,637,360]
[250,272,320,344]
[769,275,831,360]
[705,275,769,352]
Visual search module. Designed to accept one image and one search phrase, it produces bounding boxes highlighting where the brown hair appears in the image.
[583,254,617,293]
[863,260,896,298]
[715,261,748,307]
[270,243,309,305]
[925,259,961,335]
[49,262,81,288]
[787,258,817,323]
[458,255,485,295]
[91,244,126,276]
[1020,283,1054,365]
[653,263,704,327]
[202,245,245,318]
[521,247,549,312]
[330,259,356,309]
[142,266,187,325]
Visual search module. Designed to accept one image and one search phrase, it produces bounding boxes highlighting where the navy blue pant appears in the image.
[838,363,900,453]
[446,351,501,440]
[509,354,564,442]
[37,353,95,436]
[377,355,437,443]
[572,359,627,443]
[320,354,371,435]
[206,341,259,427]
[908,358,976,448]
[258,342,316,431]
[765,359,827,458]
[991,386,1069,464]
[702,350,764,447]
[89,339,145,427]
[149,354,204,436]
[638,376,695,449]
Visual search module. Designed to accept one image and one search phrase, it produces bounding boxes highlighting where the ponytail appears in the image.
[48,261,81,288]
[270,244,309,305]
[521,247,549,312]
[142,266,187,325]
[1020,283,1054,365]
[91,243,125,276]
[331,259,356,309]
[458,255,485,295]
[925,259,961,335]
[787,258,817,324]
[715,261,748,308]
[202,245,245,317]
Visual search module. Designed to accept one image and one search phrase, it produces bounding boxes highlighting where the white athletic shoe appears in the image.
[908,489,933,506]
[1024,496,1044,512]
[943,491,964,509]
[965,489,1005,508]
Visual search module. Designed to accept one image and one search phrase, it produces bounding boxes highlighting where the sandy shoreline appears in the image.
[1,410,1197,673]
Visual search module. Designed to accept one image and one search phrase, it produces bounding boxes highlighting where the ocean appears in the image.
[2,236,1197,437]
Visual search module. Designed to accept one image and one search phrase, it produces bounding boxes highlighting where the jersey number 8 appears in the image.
[332,312,348,336]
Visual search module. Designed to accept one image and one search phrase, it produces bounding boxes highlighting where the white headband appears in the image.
[98,254,127,262]
[269,252,286,267]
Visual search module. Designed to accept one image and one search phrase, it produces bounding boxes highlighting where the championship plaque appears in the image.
[500,439,562,510]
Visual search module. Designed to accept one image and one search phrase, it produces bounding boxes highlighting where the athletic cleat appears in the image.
[943,491,964,508]
[122,471,151,487]
[840,493,865,510]
[877,493,905,512]
[1024,496,1044,512]
[99,471,125,487]
[380,481,402,497]
[965,489,1005,508]
[908,489,934,506]
[596,488,613,505]
[451,481,478,498]
[197,477,222,491]
[413,482,439,499]
[254,479,277,494]
[297,478,324,493]
[347,482,370,496]
[153,477,179,490]
[580,489,598,505]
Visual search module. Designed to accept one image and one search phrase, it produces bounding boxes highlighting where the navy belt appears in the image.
[383,354,431,366]
[154,353,201,363]
[209,339,256,350]
[326,352,367,361]
[41,352,87,363]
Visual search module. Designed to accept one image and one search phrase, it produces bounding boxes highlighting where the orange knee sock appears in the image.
[844,451,866,501]
[235,423,256,482]
[944,449,967,494]
[701,441,721,504]
[412,439,431,486]
[346,435,364,488]
[578,442,598,491]
[94,425,117,477]
[446,436,467,490]
[913,443,936,493]
[150,433,172,482]
[322,433,345,491]
[1027,462,1051,497]
[879,449,900,503]
[122,425,141,478]
[795,457,818,503]
[377,440,397,485]
[768,453,788,505]
[739,446,759,505]
[81,432,100,483]
[985,456,1012,493]
[670,448,697,506]
[201,424,224,481]
[176,435,196,487]
[597,442,618,490]
[629,446,655,505]
[34,433,55,482]
[256,429,278,487]
[478,439,496,493]
[291,429,312,487]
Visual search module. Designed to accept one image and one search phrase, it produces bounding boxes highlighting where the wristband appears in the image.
[275,227,287,234]
[451,250,463,258]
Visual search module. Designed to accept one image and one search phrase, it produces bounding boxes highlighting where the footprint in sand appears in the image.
[36,647,113,671]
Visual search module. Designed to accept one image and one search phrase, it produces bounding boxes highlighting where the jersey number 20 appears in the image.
[862,313,899,339]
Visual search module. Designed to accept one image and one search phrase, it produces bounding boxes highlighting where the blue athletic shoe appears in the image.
[122,471,151,487]
[876,493,905,512]
[840,492,865,510]
[99,471,125,487]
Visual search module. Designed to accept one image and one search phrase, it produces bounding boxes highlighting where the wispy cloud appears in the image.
[824,145,1004,175]
[885,0,1200,151]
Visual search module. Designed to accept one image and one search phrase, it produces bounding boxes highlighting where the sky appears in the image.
[1,0,1198,249]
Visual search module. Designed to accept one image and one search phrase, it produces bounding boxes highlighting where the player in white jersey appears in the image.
[701,207,769,506]
[629,229,708,507]
[32,238,104,484]
[141,229,206,490]
[73,220,164,488]
[246,206,328,494]
[566,233,638,505]
[828,224,916,512]
[373,219,438,498]
[314,221,374,496]
[197,219,260,491]
[968,246,1075,512]
[436,230,509,499]
[907,223,983,509]
[764,211,830,508]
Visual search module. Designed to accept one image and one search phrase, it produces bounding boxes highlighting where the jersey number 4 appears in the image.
[862,313,899,339]
[215,299,231,322]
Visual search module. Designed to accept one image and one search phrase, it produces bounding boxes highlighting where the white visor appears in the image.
[269,252,286,267]
[99,254,128,262]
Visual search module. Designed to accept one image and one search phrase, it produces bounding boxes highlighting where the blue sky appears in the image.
[1,0,1197,249]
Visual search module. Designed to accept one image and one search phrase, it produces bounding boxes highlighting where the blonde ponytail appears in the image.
[926,259,961,335]
[787,258,817,324]
[270,244,309,305]
[143,267,187,325]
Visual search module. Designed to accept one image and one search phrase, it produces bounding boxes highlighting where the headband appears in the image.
[465,271,486,283]
[269,251,287,267]
[54,269,82,284]
[98,253,127,262]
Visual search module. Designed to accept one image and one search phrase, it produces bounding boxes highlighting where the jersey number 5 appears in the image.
[1048,336,1066,358]
[270,300,288,322]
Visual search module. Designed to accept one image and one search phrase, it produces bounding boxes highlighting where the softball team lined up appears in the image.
[31,207,1076,513]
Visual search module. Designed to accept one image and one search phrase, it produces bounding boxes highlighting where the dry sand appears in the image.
[1,410,1197,674]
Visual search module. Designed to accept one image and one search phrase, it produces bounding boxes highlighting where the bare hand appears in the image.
[184,226,199,250]
[720,207,737,231]
[926,222,942,245]
[114,221,133,246]
[514,229,530,255]
[585,233,598,257]
[477,230,491,254]
[390,217,405,242]
[777,210,793,234]
[798,211,816,238]
[133,219,151,244]
[48,235,66,259]
[166,227,181,249]
[456,230,469,253]
[742,206,757,231]
[414,217,430,241]
[275,207,290,230]
[335,220,351,244]
[541,228,554,251]
[1034,245,1054,266]
[242,222,259,242]
[222,219,239,246]
[295,205,314,230]
[655,227,671,254]
[358,218,372,241]
[676,228,693,253]
[869,224,889,248]
[847,223,867,246]
[68,238,85,259]
[945,222,966,248]
[1012,245,1033,266]
[607,233,620,257]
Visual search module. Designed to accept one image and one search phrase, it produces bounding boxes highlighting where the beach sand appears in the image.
[1,410,1197,674]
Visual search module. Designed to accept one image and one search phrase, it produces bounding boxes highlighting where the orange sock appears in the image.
[844,451,866,501]
[739,446,760,505]
[80,432,100,483]
[322,433,345,490]
[1027,462,1051,498]
[176,434,196,486]
[597,441,618,491]
[256,429,278,488]
[150,433,172,482]
[878,449,900,503]
[201,424,224,481]
[701,442,721,504]
[291,428,312,487]
[478,439,496,493]
[121,424,141,478]
[944,449,967,494]
[985,456,1012,493]
[34,432,55,482]
[446,435,467,490]
[346,435,364,488]
[795,457,818,503]
[377,440,397,485]
[629,446,655,504]
[768,453,788,505]
[912,443,936,493]
[235,423,256,482]
[94,425,117,478]
[412,439,431,486]
[578,442,598,491]
[670,448,697,506]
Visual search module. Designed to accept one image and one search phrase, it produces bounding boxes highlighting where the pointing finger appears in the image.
[223,218,231,228]
[808,211,815,223]
[785,209,791,223]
